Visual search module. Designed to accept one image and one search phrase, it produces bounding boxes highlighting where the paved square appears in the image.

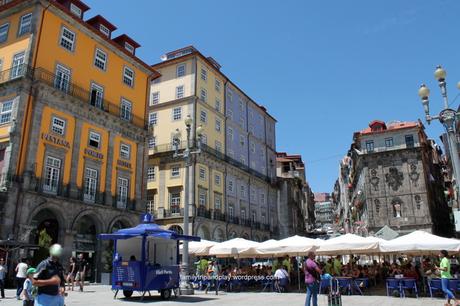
[0,285,450,305]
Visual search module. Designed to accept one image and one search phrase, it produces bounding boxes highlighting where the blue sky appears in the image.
[84,0,460,192]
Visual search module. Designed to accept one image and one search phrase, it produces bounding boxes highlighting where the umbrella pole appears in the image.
[297,254,300,293]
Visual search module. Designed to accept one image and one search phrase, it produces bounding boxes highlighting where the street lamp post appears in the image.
[418,65,460,212]
[172,115,203,295]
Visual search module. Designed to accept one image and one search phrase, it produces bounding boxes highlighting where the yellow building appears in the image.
[149,47,277,242]
[0,0,158,281]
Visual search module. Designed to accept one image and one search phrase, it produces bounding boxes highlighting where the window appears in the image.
[172,107,182,121]
[250,161,256,169]
[148,136,156,149]
[228,149,234,157]
[170,192,181,213]
[176,85,184,99]
[89,131,101,148]
[228,127,234,141]
[94,48,107,70]
[199,190,206,206]
[385,137,394,148]
[54,64,71,92]
[148,112,157,126]
[0,100,12,124]
[124,42,134,54]
[200,68,207,81]
[199,167,206,180]
[215,79,221,92]
[240,156,246,165]
[176,64,185,78]
[60,27,75,51]
[90,83,104,108]
[240,185,245,197]
[239,116,245,127]
[120,143,130,160]
[120,98,132,121]
[250,142,255,153]
[261,193,265,204]
[239,135,245,147]
[365,140,374,153]
[405,135,415,148]
[228,180,234,192]
[69,3,82,17]
[227,91,233,103]
[43,156,61,194]
[151,92,159,105]
[251,188,256,202]
[171,165,180,177]
[215,140,222,152]
[117,177,129,207]
[227,109,233,120]
[146,193,155,214]
[201,134,207,145]
[241,209,246,221]
[0,23,9,43]
[215,174,221,186]
[215,119,221,132]
[83,168,98,203]
[200,88,207,102]
[215,98,221,112]
[147,167,155,181]
[18,13,32,36]
[215,195,221,210]
[99,24,110,37]
[51,116,65,135]
[239,99,244,111]
[123,66,134,87]
[252,211,257,223]
[200,110,207,123]
[229,206,234,219]
[10,52,25,79]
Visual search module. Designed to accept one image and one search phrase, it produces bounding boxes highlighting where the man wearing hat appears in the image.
[22,267,36,306]
[32,244,66,306]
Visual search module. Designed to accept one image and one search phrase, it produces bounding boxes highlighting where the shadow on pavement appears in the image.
[118,295,218,303]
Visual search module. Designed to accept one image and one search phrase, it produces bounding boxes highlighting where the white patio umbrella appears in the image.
[179,239,217,256]
[208,238,261,258]
[316,234,381,255]
[379,230,460,255]
[256,235,319,256]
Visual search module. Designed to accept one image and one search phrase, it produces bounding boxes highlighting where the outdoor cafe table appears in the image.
[335,277,364,295]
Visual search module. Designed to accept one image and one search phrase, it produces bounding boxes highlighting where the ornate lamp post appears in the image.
[172,114,203,294]
[418,65,460,212]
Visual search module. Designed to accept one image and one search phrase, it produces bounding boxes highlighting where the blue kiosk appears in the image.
[99,214,200,300]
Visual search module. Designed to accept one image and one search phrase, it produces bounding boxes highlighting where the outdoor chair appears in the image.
[386,278,402,297]
[355,278,369,289]
[261,279,274,292]
[428,278,443,298]
[449,279,460,295]
[337,278,352,295]
[401,278,418,298]
[319,278,331,294]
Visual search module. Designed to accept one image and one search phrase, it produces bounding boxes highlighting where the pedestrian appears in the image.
[304,251,322,306]
[436,250,460,306]
[16,258,28,300]
[204,260,219,295]
[0,258,6,298]
[22,267,36,306]
[274,265,290,292]
[66,257,76,291]
[33,244,66,306]
[75,254,87,292]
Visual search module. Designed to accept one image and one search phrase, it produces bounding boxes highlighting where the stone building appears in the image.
[342,120,453,237]
[314,193,334,229]
[147,46,278,242]
[0,0,157,281]
[276,152,307,238]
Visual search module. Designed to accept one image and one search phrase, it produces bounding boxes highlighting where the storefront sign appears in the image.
[84,148,103,159]
[117,160,132,169]
[41,133,70,148]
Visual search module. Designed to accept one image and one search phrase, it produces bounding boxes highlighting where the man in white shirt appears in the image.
[274,265,290,292]
[15,258,28,300]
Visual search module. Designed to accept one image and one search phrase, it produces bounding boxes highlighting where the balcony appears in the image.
[211,209,226,221]
[196,206,211,218]
[0,65,147,129]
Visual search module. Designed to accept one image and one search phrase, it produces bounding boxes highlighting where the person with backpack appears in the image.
[22,268,36,306]
[304,251,322,306]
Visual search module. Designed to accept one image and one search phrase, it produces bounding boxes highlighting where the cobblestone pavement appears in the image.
[0,286,449,305]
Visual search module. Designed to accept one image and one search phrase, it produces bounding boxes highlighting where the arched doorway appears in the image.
[73,215,98,282]
[168,225,183,235]
[196,225,211,240]
[30,209,60,245]
[228,231,237,239]
[213,228,225,242]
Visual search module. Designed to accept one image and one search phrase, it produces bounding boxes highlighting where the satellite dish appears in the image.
[160,54,167,61]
